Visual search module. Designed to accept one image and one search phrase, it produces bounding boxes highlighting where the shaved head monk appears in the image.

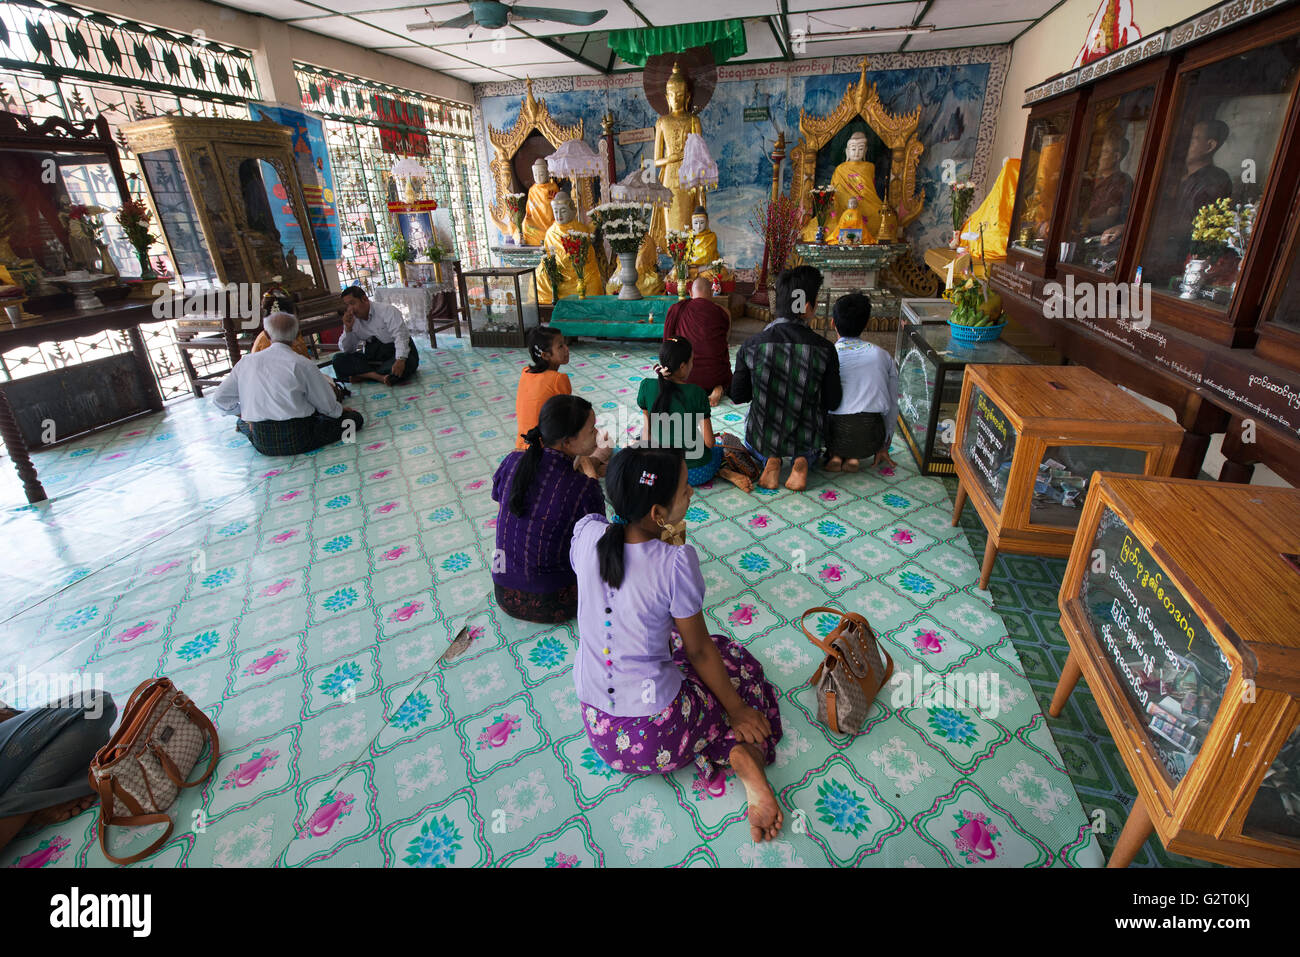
[662,277,732,406]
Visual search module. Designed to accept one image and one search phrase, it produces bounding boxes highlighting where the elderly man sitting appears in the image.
[213,311,364,456]
[662,276,732,406]
[332,285,419,387]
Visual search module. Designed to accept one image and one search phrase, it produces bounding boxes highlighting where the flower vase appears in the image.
[1179,259,1209,300]
[616,251,641,301]
[815,224,827,244]
[676,270,689,299]
[135,248,157,281]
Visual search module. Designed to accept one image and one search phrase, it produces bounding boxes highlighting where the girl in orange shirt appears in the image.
[516,327,572,450]
[516,327,610,477]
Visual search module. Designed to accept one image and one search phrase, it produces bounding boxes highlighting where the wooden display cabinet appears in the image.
[1051,474,1300,867]
[989,2,1300,485]
[950,364,1183,588]
[1005,93,1086,278]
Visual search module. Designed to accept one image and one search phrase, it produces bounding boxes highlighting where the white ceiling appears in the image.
[218,0,1062,82]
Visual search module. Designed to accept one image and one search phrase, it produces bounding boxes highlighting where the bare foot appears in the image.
[708,385,724,407]
[759,457,781,490]
[843,458,860,473]
[718,467,753,493]
[729,743,783,842]
[785,457,809,491]
[25,793,98,833]
[824,455,843,472]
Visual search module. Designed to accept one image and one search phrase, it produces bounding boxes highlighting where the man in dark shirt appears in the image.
[1101,119,1232,281]
[662,277,732,405]
[732,265,842,491]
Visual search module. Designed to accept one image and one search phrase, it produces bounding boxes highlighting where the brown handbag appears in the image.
[88,677,219,865]
[800,606,895,735]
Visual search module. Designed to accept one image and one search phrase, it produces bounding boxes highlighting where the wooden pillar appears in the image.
[1218,417,1258,484]
[0,388,46,504]
[750,132,787,308]
[1172,394,1229,479]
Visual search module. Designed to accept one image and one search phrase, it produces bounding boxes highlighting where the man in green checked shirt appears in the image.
[731,266,842,491]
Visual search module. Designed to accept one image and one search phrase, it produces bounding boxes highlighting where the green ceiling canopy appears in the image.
[607,19,747,67]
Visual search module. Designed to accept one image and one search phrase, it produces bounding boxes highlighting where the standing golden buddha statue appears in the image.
[521,157,559,246]
[652,63,704,241]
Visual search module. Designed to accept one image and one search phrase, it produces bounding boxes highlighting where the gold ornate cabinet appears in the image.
[122,115,330,297]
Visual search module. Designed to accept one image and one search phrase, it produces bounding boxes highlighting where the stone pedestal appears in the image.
[795,242,909,331]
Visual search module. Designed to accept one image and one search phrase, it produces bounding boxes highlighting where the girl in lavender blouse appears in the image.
[569,446,786,842]
[492,395,602,623]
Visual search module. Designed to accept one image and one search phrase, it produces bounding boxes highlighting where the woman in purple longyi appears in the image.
[569,446,785,842]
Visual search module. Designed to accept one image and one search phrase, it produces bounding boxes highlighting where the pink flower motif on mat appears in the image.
[113,620,158,643]
[244,649,290,676]
[260,579,294,597]
[451,450,469,459]
[388,601,424,623]
[261,469,282,478]
[149,561,182,575]
[438,427,456,435]
[365,443,385,451]
[370,470,392,480]
[381,546,410,561]
[466,480,485,491]
[748,514,769,528]
[271,530,299,544]
[891,529,914,545]
[221,749,280,788]
[819,490,838,502]
[819,564,843,583]
[125,430,145,437]
[728,603,756,626]
[376,502,399,514]
[298,792,355,838]
[278,491,301,501]
[431,407,446,414]
[14,835,71,868]
[879,465,896,477]
[691,768,729,800]
[469,625,486,639]
[484,518,497,528]
[105,453,124,460]
[913,629,945,654]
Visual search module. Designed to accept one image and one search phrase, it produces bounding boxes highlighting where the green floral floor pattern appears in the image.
[1,339,1104,867]
[943,477,1218,869]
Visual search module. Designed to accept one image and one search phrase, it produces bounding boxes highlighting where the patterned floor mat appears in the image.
[1,338,1104,867]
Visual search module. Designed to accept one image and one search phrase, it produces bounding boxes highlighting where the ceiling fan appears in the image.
[408,1,607,32]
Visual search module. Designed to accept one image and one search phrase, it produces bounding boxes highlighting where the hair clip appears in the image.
[639,471,656,486]
[610,514,628,525]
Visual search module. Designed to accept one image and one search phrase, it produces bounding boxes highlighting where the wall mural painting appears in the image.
[474,49,1009,272]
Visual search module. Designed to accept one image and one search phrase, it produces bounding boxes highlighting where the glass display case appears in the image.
[1053,475,1300,866]
[1008,102,1078,266]
[0,113,133,295]
[951,364,1183,589]
[895,299,1033,475]
[1058,81,1158,277]
[122,115,329,300]
[1138,36,1300,313]
[456,265,538,348]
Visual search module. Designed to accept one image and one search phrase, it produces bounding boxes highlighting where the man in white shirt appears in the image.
[213,312,364,456]
[824,293,898,473]
[332,286,420,386]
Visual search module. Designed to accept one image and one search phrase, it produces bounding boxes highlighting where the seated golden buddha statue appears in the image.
[535,191,603,303]
[521,158,559,246]
[801,131,883,244]
[685,207,733,284]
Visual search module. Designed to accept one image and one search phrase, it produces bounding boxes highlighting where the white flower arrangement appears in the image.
[592,201,652,255]
[710,258,729,271]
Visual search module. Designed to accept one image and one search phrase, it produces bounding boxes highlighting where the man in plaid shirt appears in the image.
[732,266,842,491]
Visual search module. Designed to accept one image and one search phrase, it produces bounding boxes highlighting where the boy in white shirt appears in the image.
[824,293,898,473]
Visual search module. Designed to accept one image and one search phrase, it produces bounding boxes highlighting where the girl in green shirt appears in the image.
[638,337,753,490]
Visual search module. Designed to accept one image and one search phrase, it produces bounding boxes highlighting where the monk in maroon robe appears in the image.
[662,277,732,406]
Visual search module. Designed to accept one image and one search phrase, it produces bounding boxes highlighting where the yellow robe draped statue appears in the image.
[802,161,883,243]
[536,220,604,303]
[959,158,1020,261]
[833,205,865,243]
[522,180,559,246]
